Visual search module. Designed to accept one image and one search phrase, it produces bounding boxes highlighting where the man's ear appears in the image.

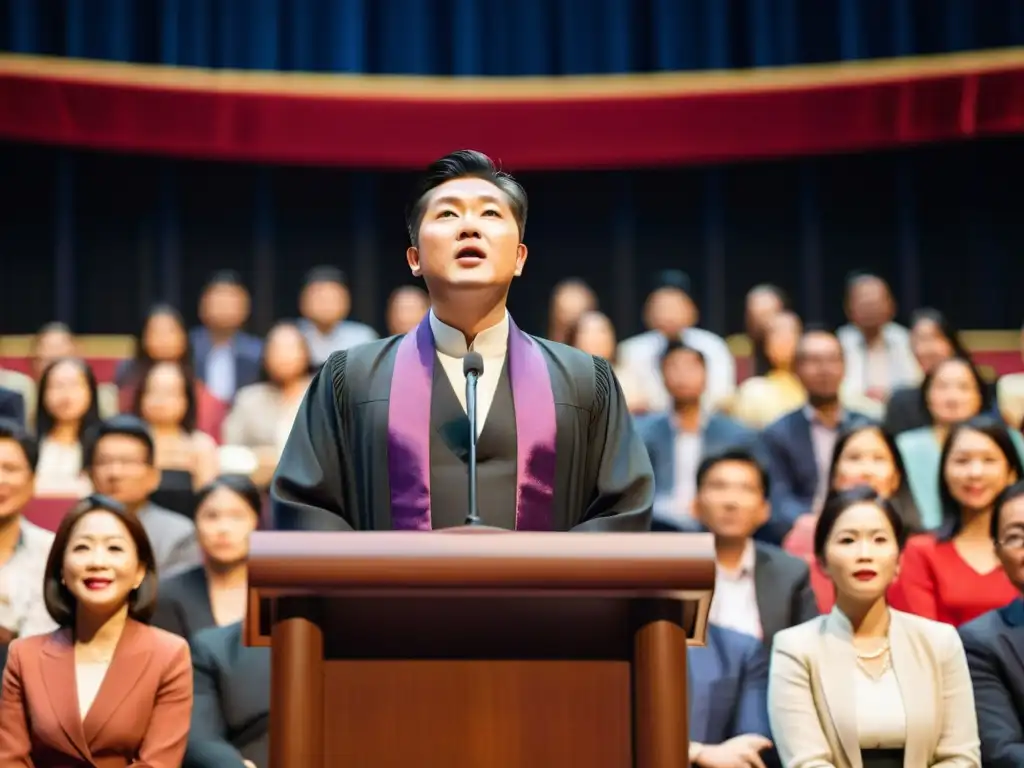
[407,246,422,277]
[513,243,528,277]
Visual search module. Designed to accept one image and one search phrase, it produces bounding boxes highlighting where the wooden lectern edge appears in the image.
[243,588,714,648]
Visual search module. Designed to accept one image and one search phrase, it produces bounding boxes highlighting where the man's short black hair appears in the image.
[0,417,39,471]
[660,339,705,368]
[204,270,246,292]
[695,447,771,499]
[303,266,347,289]
[405,150,528,246]
[82,415,156,469]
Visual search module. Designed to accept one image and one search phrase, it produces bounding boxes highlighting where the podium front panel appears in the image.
[323,660,632,767]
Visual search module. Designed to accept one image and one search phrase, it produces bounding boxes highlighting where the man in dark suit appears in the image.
[692,448,818,647]
[184,621,269,768]
[760,328,870,543]
[0,387,25,429]
[190,271,264,403]
[689,623,777,767]
[635,340,761,532]
[960,480,1024,767]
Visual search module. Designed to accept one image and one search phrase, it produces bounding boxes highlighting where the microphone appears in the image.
[463,352,485,526]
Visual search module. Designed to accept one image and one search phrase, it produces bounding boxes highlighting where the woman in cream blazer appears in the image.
[769,487,979,768]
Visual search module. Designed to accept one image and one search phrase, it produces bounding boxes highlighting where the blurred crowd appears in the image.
[1,263,1024,766]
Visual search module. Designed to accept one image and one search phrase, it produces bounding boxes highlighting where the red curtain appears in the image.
[1,51,1022,169]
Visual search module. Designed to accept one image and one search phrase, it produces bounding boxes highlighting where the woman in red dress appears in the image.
[891,414,1023,626]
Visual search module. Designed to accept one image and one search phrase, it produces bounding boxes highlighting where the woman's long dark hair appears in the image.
[936,414,1024,541]
[826,422,923,533]
[131,359,199,434]
[35,357,102,448]
[909,308,971,360]
[919,355,991,423]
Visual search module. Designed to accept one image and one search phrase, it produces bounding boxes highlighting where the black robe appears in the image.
[270,335,653,532]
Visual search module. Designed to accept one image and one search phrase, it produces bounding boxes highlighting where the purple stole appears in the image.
[386,315,557,531]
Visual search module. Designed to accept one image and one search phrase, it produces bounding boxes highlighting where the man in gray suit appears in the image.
[84,415,201,577]
[960,479,1024,767]
[692,448,818,647]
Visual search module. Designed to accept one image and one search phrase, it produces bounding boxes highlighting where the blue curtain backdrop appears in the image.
[3,0,1024,73]
[1,1,1023,337]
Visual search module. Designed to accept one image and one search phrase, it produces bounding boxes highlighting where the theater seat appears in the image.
[23,496,77,532]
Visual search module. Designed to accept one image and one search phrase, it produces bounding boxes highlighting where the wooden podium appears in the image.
[245,530,715,768]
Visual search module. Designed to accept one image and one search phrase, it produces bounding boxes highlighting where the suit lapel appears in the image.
[819,611,861,768]
[888,611,930,767]
[999,599,1024,676]
[40,630,92,762]
[82,619,153,745]
[793,414,819,490]
[752,546,779,642]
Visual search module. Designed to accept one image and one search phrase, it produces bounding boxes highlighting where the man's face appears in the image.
[88,434,160,508]
[300,281,350,327]
[662,349,705,403]
[995,496,1024,593]
[745,289,783,340]
[847,278,892,332]
[0,439,33,522]
[644,288,695,337]
[408,177,526,294]
[199,284,250,333]
[795,333,845,402]
[694,460,769,541]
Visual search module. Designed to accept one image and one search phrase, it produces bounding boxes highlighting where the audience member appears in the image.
[996,321,1024,429]
[30,322,77,380]
[837,273,919,402]
[34,357,101,496]
[693,449,817,645]
[0,494,192,766]
[959,480,1024,767]
[892,415,1022,626]
[634,341,756,530]
[190,271,263,403]
[787,423,920,611]
[116,305,199,408]
[546,278,597,345]
[884,309,970,436]
[689,623,776,768]
[729,311,804,428]
[744,284,788,377]
[618,270,735,412]
[84,415,201,576]
[896,356,1011,526]
[769,488,980,767]
[184,620,269,768]
[0,386,24,428]
[0,419,57,642]
[298,266,377,364]
[760,328,871,544]
[221,322,312,485]
[132,360,219,517]
[385,285,430,336]
[153,475,260,640]
[565,309,646,413]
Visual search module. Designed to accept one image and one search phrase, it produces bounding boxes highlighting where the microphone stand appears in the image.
[464,356,484,526]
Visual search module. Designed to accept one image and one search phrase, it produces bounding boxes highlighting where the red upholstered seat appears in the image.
[23,496,77,532]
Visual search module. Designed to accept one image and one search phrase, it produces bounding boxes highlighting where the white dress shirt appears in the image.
[708,540,762,640]
[429,310,510,436]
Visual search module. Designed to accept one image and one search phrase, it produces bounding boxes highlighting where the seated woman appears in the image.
[891,415,1022,626]
[221,322,313,486]
[0,494,192,767]
[34,357,102,496]
[152,475,261,639]
[133,360,219,518]
[785,423,919,611]
[769,487,980,768]
[896,356,1023,529]
[565,310,646,413]
[729,311,806,428]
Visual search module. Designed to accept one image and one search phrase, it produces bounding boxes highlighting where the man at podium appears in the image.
[271,150,653,533]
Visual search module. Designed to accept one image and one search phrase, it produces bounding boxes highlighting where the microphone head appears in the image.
[463,352,485,377]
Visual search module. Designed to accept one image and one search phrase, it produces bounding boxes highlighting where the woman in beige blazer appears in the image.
[769,487,980,768]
